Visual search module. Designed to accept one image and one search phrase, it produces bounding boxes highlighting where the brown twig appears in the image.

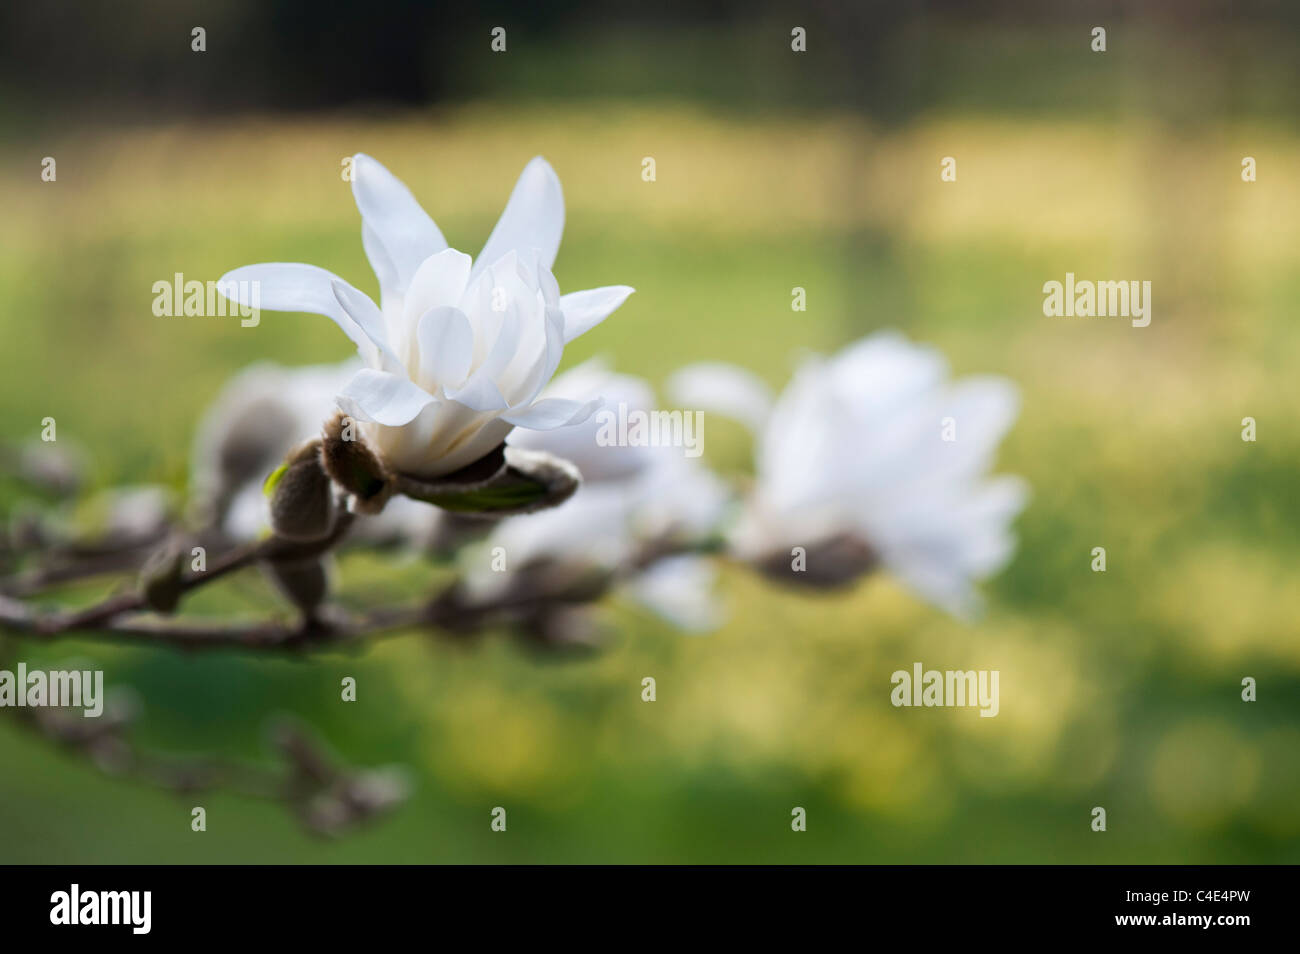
[0,527,713,653]
[5,509,358,638]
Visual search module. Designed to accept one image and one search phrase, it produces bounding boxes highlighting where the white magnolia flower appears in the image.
[669,331,1028,618]
[219,155,634,478]
[465,359,730,631]
[190,360,440,545]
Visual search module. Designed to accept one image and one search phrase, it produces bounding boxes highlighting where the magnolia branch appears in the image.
[0,561,654,652]
[0,503,706,653]
[0,505,356,636]
[0,473,705,837]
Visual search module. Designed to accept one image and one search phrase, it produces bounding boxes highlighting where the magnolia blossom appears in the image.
[219,155,633,478]
[670,331,1028,618]
[465,360,730,631]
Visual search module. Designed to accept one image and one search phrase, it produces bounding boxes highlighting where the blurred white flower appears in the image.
[622,554,723,631]
[505,359,657,481]
[219,155,634,478]
[669,331,1028,618]
[83,485,176,543]
[464,359,729,631]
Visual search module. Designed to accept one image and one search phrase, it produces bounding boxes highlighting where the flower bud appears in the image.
[392,446,580,517]
[320,412,391,514]
[266,441,336,542]
[139,539,186,613]
[262,556,330,616]
[754,533,877,589]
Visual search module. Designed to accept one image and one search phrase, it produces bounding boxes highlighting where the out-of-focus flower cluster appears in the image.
[192,333,1026,636]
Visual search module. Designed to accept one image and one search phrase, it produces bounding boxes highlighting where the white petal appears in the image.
[828,331,949,408]
[330,281,402,373]
[536,259,561,309]
[868,475,1028,620]
[514,307,566,406]
[445,375,508,413]
[351,154,447,295]
[501,396,602,430]
[941,377,1021,455]
[361,224,398,298]
[946,475,1030,575]
[337,368,436,426]
[416,306,474,390]
[218,263,378,358]
[445,310,519,411]
[667,362,774,434]
[404,249,472,322]
[888,557,983,622]
[559,285,634,343]
[473,156,564,280]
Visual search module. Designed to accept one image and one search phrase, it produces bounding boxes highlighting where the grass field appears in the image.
[1,100,1297,862]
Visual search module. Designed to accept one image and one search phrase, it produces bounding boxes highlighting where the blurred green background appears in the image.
[1,1,1298,862]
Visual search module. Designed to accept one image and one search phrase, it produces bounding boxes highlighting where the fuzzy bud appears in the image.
[266,441,336,542]
[320,412,391,514]
[262,556,330,616]
[139,539,186,613]
[392,446,580,517]
[756,534,878,589]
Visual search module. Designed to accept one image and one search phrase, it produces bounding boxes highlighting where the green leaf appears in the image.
[263,462,289,497]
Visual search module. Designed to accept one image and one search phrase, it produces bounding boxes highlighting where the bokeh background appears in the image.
[1,0,1298,862]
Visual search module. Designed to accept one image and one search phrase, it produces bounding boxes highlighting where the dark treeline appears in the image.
[0,0,1295,125]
